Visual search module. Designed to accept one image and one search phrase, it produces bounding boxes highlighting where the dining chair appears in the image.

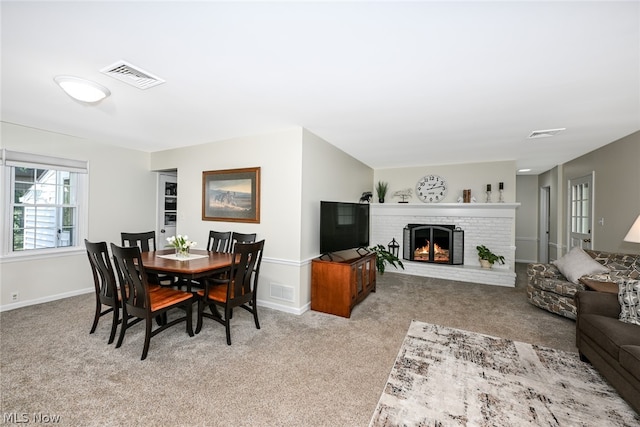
[111,243,194,360]
[207,230,232,253]
[196,240,265,345]
[84,239,121,344]
[121,231,176,286]
[230,232,256,252]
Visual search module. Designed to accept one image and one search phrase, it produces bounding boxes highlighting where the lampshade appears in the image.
[54,76,110,103]
[623,214,640,243]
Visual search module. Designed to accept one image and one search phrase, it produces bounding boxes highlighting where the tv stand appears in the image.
[311,252,376,318]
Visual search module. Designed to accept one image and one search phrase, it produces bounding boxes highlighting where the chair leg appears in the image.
[141,317,153,361]
[90,300,101,334]
[195,299,204,334]
[108,306,119,344]
[252,299,260,330]
[225,306,232,345]
[116,312,128,348]
[185,301,194,337]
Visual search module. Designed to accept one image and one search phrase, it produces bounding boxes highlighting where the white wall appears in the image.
[0,122,156,309]
[374,161,516,204]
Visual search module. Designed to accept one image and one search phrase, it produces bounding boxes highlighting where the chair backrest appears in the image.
[121,231,156,252]
[230,232,256,252]
[85,239,118,302]
[207,230,232,252]
[110,243,151,317]
[227,240,265,303]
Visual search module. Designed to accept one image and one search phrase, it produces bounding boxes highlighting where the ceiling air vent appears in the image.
[100,60,165,90]
[528,128,566,139]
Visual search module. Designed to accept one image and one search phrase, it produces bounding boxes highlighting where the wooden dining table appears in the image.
[140,249,234,292]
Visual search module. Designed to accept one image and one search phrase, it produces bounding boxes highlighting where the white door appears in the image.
[538,186,550,263]
[157,172,177,245]
[568,174,593,250]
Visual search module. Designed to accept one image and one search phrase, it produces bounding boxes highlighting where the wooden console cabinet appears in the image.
[311,252,376,318]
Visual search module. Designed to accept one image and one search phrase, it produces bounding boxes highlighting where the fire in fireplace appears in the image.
[403,224,464,265]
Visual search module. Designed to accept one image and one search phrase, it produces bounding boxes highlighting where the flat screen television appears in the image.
[320,201,370,255]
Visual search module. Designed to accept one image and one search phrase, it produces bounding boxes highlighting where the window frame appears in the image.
[1,150,89,261]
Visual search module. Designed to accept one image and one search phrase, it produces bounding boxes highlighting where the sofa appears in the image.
[527,249,640,319]
[575,290,640,414]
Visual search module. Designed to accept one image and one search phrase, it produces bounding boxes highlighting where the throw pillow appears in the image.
[552,247,609,284]
[617,278,640,326]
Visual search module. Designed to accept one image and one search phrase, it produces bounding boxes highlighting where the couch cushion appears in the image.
[578,314,640,360]
[618,278,640,326]
[553,247,609,284]
[619,345,640,383]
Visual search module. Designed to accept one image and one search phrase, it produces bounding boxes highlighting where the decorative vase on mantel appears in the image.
[376,181,389,204]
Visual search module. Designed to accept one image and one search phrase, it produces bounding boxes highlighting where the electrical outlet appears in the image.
[11,292,19,302]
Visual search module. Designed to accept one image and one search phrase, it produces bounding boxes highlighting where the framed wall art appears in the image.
[202,167,260,223]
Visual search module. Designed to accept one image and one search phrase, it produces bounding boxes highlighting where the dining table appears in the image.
[140,248,234,292]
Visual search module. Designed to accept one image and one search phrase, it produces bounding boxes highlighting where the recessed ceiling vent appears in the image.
[528,128,566,139]
[100,60,165,90]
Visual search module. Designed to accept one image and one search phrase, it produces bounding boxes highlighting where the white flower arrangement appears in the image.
[167,235,197,251]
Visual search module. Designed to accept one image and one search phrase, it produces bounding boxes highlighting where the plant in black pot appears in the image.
[375,181,389,203]
[476,244,505,269]
[369,244,404,274]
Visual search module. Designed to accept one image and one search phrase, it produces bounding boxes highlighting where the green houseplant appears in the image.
[369,244,404,274]
[375,181,389,203]
[476,244,505,268]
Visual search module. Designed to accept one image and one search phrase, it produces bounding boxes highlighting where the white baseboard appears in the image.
[1,287,94,312]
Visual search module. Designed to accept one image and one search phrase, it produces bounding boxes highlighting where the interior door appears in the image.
[569,174,593,250]
[157,172,177,244]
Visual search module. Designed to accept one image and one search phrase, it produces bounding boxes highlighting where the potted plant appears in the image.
[476,245,505,269]
[369,244,404,274]
[376,181,389,203]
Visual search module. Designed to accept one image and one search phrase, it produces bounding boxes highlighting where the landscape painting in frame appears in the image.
[202,167,260,223]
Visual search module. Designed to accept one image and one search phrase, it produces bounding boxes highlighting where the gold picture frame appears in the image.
[202,167,260,223]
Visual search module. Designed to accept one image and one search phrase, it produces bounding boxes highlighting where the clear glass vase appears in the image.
[175,247,190,259]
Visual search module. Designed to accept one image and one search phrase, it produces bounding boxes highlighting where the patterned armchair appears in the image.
[527,250,640,319]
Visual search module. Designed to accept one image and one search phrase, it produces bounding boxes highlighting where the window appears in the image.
[2,150,88,257]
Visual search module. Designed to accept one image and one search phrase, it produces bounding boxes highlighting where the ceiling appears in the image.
[1,1,639,174]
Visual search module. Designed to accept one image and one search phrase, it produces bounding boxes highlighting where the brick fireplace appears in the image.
[370,203,520,287]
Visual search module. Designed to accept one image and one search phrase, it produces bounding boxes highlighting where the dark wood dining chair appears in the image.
[207,230,232,253]
[230,232,256,252]
[121,231,176,286]
[196,240,265,345]
[85,239,121,344]
[111,243,194,360]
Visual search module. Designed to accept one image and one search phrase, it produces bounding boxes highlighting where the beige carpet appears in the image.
[0,264,577,426]
[370,321,639,426]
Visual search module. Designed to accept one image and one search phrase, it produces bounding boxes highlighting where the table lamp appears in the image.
[623,214,640,243]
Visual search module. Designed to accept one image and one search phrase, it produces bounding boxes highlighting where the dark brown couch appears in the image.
[575,290,640,414]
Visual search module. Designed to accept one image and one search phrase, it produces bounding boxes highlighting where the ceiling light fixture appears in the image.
[54,76,111,103]
[518,168,532,173]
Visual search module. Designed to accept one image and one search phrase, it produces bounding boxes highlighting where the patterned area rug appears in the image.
[370,321,640,426]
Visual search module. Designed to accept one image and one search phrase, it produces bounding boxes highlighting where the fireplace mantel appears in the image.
[370,202,520,287]
[371,203,520,217]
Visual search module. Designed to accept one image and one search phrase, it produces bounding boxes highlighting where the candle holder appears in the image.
[485,190,492,203]
[498,189,505,203]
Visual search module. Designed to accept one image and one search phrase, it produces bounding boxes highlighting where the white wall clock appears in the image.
[416,175,448,203]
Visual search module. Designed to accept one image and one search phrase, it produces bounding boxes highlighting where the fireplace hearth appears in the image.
[403,224,464,265]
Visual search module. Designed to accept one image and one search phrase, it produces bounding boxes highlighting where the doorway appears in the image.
[157,171,177,243]
[538,186,550,263]
[568,173,593,251]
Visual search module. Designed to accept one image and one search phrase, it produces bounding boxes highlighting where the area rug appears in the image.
[370,321,640,426]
